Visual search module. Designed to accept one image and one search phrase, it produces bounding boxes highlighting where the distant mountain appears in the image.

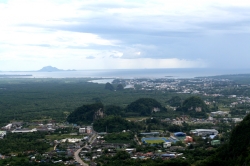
[37,66,76,72]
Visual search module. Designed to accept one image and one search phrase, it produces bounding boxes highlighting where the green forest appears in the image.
[0,78,190,125]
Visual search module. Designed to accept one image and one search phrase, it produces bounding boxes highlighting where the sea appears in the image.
[0,68,250,79]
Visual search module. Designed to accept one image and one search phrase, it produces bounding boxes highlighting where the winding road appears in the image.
[74,147,88,166]
[74,132,97,166]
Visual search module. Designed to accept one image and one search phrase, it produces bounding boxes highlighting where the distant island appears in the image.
[38,66,76,72]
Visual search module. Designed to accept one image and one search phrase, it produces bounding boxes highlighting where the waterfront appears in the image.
[0,68,250,79]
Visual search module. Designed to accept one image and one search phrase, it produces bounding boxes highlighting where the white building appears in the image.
[232,118,243,123]
[3,124,12,130]
[61,138,82,143]
[79,128,86,133]
[210,111,228,117]
[0,131,6,138]
[11,128,37,133]
[163,142,171,148]
[190,129,218,136]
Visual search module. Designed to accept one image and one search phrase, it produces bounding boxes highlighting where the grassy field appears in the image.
[144,139,165,144]
[142,137,168,144]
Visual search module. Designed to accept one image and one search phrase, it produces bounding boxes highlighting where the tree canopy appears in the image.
[105,82,114,91]
[93,116,139,133]
[105,105,125,116]
[176,96,209,118]
[67,103,104,124]
[126,98,164,116]
[167,96,182,107]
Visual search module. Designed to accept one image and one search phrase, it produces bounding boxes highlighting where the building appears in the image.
[86,126,92,134]
[190,129,218,136]
[79,128,86,134]
[210,111,228,117]
[161,153,175,158]
[174,132,186,137]
[61,138,82,143]
[11,128,37,133]
[211,140,221,146]
[0,131,6,138]
[2,124,12,130]
[232,118,243,123]
[184,136,193,143]
[163,142,171,148]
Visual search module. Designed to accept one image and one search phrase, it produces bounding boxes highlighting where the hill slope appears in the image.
[126,98,165,116]
[67,103,104,124]
[198,113,250,166]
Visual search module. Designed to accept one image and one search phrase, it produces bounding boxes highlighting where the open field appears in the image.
[141,137,168,144]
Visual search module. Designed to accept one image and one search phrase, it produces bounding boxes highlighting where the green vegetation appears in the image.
[105,82,114,91]
[96,156,190,166]
[93,116,140,133]
[2,75,250,165]
[67,102,104,124]
[0,157,64,166]
[0,78,176,125]
[143,138,166,144]
[116,84,124,91]
[197,113,250,166]
[104,132,134,143]
[167,96,182,107]
[0,132,50,155]
[105,105,125,116]
[126,98,166,116]
[176,96,209,118]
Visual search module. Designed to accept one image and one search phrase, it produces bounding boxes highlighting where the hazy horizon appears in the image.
[1,66,250,72]
[1,68,250,80]
[1,0,250,71]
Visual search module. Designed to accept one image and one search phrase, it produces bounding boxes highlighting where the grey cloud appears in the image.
[14,3,250,69]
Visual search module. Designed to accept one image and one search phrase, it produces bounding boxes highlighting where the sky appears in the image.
[1,0,250,71]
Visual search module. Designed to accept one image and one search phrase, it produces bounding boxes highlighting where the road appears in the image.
[74,147,88,166]
[135,134,141,145]
[74,132,98,166]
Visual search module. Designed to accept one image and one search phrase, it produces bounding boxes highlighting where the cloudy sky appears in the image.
[1,0,250,71]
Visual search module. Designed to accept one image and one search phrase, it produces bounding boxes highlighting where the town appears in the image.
[0,75,250,165]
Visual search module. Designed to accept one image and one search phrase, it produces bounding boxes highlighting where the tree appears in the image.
[177,96,209,118]
[126,98,164,116]
[113,151,130,160]
[116,84,124,90]
[167,96,182,107]
[105,82,114,91]
[105,105,124,116]
[67,103,104,124]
